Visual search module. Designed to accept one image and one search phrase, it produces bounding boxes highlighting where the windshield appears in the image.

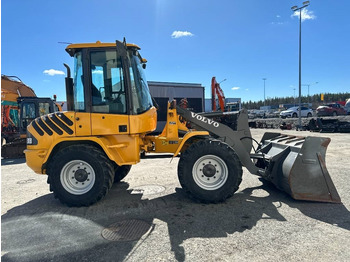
[128,51,153,114]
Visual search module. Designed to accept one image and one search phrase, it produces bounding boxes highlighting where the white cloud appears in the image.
[231,87,240,90]
[271,22,284,25]
[43,69,65,76]
[291,8,316,22]
[171,31,194,38]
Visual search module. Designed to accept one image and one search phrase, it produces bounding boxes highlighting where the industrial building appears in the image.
[148,81,205,132]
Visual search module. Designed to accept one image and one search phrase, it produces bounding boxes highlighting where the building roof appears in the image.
[148,81,203,88]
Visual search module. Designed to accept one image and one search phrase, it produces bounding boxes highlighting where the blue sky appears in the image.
[2,0,350,102]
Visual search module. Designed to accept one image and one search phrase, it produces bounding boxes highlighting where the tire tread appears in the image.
[47,144,114,207]
[178,139,243,203]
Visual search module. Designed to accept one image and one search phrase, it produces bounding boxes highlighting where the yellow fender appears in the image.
[26,134,141,174]
[173,131,209,157]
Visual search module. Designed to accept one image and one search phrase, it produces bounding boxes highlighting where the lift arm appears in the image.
[175,105,260,175]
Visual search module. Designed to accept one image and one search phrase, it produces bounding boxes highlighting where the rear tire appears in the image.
[332,111,337,116]
[292,113,297,118]
[307,112,312,118]
[47,145,114,207]
[178,139,242,203]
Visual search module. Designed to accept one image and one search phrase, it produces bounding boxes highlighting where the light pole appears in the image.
[302,81,318,104]
[219,79,227,84]
[291,1,310,129]
[293,88,296,106]
[262,78,267,107]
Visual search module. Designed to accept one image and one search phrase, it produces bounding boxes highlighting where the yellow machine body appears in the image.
[145,102,209,154]
[25,107,157,174]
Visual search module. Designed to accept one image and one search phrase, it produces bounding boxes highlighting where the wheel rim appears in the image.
[192,155,228,190]
[60,160,96,195]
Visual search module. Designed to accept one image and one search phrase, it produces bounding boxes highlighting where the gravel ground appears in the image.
[1,129,350,262]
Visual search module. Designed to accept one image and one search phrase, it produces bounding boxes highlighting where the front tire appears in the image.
[47,145,114,207]
[178,139,242,203]
[113,165,132,183]
[292,113,297,118]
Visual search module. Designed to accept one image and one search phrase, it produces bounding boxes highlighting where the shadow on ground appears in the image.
[1,158,26,166]
[2,180,349,262]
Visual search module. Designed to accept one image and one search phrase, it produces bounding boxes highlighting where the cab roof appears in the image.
[65,41,141,56]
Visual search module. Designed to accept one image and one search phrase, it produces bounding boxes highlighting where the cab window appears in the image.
[90,50,126,114]
[73,52,85,111]
[21,102,36,130]
[128,52,153,114]
[39,103,50,116]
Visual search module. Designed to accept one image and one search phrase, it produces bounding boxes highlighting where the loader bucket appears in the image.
[256,132,341,203]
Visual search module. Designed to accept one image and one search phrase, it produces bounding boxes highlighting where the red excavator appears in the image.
[211,76,226,111]
[211,76,241,112]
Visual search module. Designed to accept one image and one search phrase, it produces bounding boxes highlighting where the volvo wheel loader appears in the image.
[24,40,341,207]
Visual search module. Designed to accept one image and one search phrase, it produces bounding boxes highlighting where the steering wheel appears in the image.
[106,90,124,103]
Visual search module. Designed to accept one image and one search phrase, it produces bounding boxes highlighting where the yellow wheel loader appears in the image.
[24,40,341,206]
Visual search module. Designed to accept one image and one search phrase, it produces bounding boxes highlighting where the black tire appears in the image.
[47,145,115,207]
[178,139,243,203]
[307,112,312,118]
[113,164,132,183]
[332,111,337,116]
[292,113,297,118]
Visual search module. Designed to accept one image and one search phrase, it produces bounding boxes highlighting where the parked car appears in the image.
[280,106,313,118]
[316,103,347,117]
[248,109,266,119]
[345,99,350,115]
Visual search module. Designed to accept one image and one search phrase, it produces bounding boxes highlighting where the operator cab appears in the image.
[64,40,153,116]
[18,97,58,135]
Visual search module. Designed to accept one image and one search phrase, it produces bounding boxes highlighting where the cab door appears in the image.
[73,50,92,137]
[89,48,130,135]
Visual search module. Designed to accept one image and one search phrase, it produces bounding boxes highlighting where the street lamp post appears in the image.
[293,88,296,106]
[302,81,318,104]
[291,1,310,129]
[219,79,227,84]
[262,78,267,106]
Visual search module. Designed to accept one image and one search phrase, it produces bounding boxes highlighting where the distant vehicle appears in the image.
[266,110,280,118]
[345,99,350,115]
[280,106,313,119]
[316,103,347,117]
[248,109,266,119]
[225,102,241,112]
